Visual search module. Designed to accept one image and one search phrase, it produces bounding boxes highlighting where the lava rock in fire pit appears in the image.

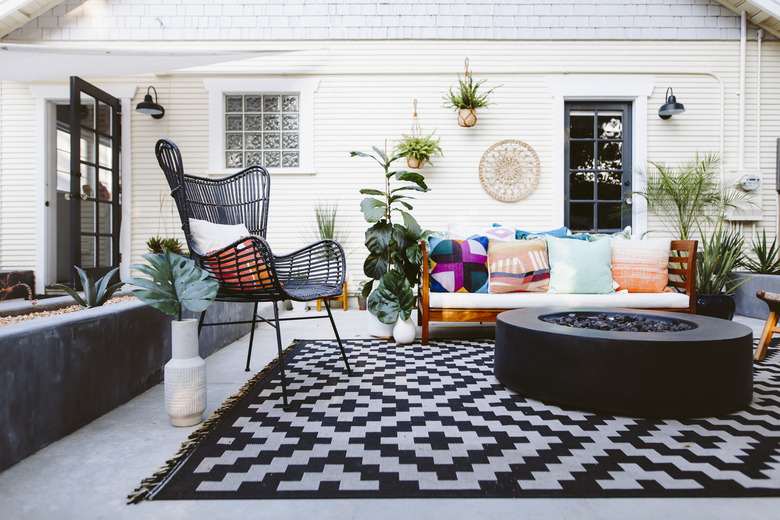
[541,312,693,332]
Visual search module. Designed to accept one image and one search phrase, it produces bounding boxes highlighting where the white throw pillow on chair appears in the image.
[189,218,250,254]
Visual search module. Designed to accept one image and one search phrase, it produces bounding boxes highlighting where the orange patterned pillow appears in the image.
[610,238,670,293]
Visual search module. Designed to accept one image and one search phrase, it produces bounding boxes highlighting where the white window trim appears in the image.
[203,78,319,175]
[28,85,134,294]
[547,77,653,237]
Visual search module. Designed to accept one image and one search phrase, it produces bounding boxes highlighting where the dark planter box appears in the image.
[731,272,780,320]
[0,299,252,472]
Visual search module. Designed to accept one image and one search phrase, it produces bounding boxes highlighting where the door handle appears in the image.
[63,193,72,200]
[624,197,632,205]
[80,193,88,200]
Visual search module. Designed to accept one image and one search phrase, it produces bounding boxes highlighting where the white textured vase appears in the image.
[393,317,417,344]
[165,319,207,427]
[366,312,394,338]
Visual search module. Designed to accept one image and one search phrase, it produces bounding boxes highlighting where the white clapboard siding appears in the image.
[2,39,780,294]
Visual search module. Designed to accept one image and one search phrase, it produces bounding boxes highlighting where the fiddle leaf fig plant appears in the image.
[351,144,430,324]
[125,247,219,321]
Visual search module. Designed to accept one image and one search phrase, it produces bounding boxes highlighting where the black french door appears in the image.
[564,102,632,233]
[68,76,121,285]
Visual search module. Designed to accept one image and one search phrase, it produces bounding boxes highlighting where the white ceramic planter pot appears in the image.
[290,300,308,312]
[393,317,417,344]
[165,318,207,427]
[366,311,394,338]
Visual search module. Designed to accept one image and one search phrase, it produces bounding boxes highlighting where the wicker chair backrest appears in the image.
[155,139,271,253]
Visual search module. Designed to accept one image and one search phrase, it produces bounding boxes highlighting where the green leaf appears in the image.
[360,197,387,223]
[398,210,423,241]
[364,221,392,254]
[363,253,389,280]
[360,188,385,196]
[395,170,429,191]
[361,279,374,298]
[51,283,87,309]
[371,145,388,164]
[367,270,414,324]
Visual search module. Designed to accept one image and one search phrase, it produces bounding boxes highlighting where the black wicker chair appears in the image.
[155,138,351,407]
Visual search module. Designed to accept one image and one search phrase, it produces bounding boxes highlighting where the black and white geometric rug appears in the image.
[130,338,780,501]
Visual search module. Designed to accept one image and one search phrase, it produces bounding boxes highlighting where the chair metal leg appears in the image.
[272,302,289,408]
[324,299,352,375]
[197,308,207,337]
[245,302,259,372]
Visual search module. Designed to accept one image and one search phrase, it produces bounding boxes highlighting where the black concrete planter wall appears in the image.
[731,272,780,320]
[0,299,252,472]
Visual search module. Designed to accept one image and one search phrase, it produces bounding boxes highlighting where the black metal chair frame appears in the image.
[155,138,352,408]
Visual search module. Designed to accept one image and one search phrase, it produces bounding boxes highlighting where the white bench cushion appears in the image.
[428,291,690,310]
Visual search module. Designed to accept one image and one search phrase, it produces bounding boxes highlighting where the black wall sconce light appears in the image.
[135,86,165,119]
[658,87,685,120]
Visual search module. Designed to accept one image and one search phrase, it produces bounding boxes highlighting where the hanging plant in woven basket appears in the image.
[479,140,541,202]
[443,57,499,128]
[393,99,442,169]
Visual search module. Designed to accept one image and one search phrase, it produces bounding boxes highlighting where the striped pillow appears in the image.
[610,238,670,293]
[488,238,550,293]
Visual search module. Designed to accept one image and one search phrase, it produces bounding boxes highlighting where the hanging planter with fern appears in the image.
[443,57,499,128]
[394,99,443,169]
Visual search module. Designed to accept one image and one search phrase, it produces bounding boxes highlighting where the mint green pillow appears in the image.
[545,235,614,294]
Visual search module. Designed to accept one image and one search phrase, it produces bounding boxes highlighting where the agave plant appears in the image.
[125,248,219,321]
[696,225,748,295]
[741,230,780,274]
[52,266,124,309]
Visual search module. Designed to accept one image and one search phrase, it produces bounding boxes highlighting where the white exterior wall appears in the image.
[2,38,780,293]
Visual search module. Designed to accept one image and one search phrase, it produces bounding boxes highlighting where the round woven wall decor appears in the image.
[478,140,541,202]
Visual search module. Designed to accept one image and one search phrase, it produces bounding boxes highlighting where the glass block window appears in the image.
[223,93,300,169]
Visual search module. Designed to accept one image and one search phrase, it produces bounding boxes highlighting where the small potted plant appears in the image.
[394,131,443,169]
[146,236,188,256]
[695,224,749,320]
[443,59,498,127]
[125,248,219,426]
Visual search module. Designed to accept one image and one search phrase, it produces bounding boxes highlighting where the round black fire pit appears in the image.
[494,308,754,418]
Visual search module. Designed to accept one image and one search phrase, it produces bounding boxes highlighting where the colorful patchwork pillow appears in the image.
[610,238,670,293]
[428,236,489,293]
[448,223,515,242]
[488,239,550,293]
[545,235,614,294]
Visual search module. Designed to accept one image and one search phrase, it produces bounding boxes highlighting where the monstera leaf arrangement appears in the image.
[125,248,219,321]
[351,145,430,325]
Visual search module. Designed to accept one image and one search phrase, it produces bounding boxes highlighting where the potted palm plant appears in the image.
[125,248,219,426]
[443,59,498,127]
[394,131,443,169]
[634,152,753,319]
[351,144,430,343]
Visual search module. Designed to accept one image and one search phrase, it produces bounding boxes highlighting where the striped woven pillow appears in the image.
[487,238,550,293]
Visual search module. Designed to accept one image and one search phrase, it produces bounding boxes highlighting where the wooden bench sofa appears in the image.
[417,240,698,345]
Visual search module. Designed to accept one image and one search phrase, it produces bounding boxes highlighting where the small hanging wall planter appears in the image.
[394,99,443,169]
[443,57,499,128]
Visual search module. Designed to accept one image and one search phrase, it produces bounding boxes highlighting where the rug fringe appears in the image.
[126,339,301,504]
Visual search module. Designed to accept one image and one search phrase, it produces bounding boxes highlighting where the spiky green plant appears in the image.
[633,153,752,241]
[741,230,780,274]
[125,248,219,321]
[304,201,347,244]
[696,225,748,295]
[52,266,124,309]
[443,73,498,110]
[146,236,187,256]
[394,131,443,165]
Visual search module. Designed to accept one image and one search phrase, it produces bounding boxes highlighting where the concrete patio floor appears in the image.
[0,305,776,520]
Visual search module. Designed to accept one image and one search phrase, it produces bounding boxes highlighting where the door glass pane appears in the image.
[98,202,112,233]
[569,141,594,170]
[97,237,112,267]
[597,171,622,200]
[598,203,623,230]
[81,165,96,199]
[598,142,622,170]
[79,102,95,131]
[98,168,112,201]
[81,200,95,232]
[56,129,70,192]
[570,203,594,231]
[98,141,112,168]
[570,171,594,200]
[80,236,95,268]
[598,113,623,139]
[569,111,594,138]
[97,102,111,135]
[80,132,95,162]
